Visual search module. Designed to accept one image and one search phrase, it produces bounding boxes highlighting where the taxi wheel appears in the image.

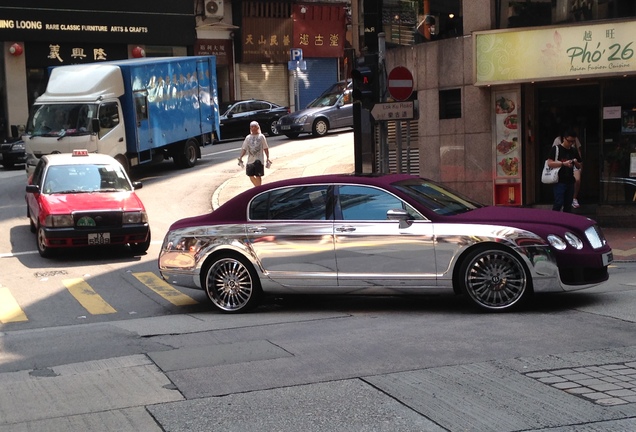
[202,254,262,313]
[36,225,52,258]
[130,231,151,255]
[312,119,329,137]
[458,245,531,312]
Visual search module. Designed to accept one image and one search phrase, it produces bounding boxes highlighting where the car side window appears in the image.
[338,185,423,221]
[252,101,268,111]
[250,186,331,221]
[31,160,46,186]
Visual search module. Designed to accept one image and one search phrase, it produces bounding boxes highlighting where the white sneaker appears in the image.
[572,198,580,208]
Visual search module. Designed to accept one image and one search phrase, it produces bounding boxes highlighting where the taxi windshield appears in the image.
[42,164,131,194]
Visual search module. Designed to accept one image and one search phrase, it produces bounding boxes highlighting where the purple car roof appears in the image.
[169,173,597,234]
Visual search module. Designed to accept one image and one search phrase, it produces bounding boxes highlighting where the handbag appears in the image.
[541,146,560,184]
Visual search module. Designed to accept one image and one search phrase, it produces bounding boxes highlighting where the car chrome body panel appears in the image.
[159,174,612,308]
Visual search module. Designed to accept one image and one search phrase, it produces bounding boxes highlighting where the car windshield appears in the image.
[42,164,132,194]
[219,102,234,115]
[306,82,350,108]
[26,103,97,137]
[393,178,483,216]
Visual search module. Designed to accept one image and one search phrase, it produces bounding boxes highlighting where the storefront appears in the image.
[0,1,195,138]
[475,19,636,210]
[236,2,347,111]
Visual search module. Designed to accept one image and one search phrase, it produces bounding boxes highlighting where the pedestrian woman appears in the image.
[547,129,582,212]
[238,121,271,187]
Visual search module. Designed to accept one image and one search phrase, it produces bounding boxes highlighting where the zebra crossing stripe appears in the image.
[0,287,28,323]
[63,278,117,315]
[132,272,199,306]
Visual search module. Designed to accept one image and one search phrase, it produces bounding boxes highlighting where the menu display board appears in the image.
[494,90,521,180]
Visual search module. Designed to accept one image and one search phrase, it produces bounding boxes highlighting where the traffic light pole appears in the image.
[378,32,389,174]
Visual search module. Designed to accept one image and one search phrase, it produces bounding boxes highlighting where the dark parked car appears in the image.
[1,137,26,169]
[218,99,289,141]
[277,80,353,139]
[158,173,612,313]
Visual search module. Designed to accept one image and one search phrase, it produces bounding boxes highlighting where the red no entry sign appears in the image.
[388,66,414,101]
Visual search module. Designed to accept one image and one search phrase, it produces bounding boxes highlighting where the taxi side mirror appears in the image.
[26,184,40,194]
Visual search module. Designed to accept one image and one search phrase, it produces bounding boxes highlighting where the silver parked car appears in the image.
[277,81,353,138]
[158,174,612,314]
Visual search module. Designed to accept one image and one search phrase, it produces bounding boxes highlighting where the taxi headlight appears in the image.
[564,232,584,250]
[547,234,567,250]
[44,214,74,227]
[123,211,148,224]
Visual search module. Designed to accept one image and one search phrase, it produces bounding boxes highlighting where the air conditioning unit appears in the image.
[204,0,224,18]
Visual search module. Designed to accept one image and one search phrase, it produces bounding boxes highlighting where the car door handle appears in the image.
[248,226,267,234]
[335,225,356,232]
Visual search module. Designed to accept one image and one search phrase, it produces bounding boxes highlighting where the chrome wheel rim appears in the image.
[464,250,527,310]
[37,227,47,253]
[206,258,253,312]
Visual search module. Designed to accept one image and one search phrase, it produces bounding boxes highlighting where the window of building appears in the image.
[498,0,636,29]
[439,89,461,119]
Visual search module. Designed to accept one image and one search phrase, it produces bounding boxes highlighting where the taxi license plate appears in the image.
[88,233,110,245]
[280,125,291,130]
[603,251,613,266]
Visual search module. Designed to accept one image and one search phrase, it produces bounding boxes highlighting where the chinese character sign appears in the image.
[242,18,293,63]
[293,4,345,58]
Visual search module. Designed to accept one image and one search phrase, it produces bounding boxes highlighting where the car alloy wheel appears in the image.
[203,255,261,313]
[459,246,530,311]
[36,225,52,258]
[312,119,328,137]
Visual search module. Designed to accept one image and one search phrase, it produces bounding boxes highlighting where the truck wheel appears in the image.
[115,155,130,175]
[177,139,198,168]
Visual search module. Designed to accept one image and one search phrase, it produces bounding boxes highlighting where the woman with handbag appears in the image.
[238,121,271,187]
[547,129,582,212]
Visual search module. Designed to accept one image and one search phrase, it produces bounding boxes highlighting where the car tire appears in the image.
[312,119,329,137]
[202,254,262,313]
[176,139,198,168]
[285,133,300,139]
[36,225,52,258]
[267,119,280,136]
[130,231,151,255]
[458,245,531,311]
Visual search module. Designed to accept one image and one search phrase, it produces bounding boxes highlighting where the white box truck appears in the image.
[24,56,220,174]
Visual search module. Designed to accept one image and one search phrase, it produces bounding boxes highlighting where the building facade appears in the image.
[381,0,636,225]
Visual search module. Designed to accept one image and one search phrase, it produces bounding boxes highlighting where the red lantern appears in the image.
[132,46,146,58]
[9,43,23,56]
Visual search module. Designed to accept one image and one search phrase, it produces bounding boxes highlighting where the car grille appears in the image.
[73,211,122,228]
[278,116,294,126]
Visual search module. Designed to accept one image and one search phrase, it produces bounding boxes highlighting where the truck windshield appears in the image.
[26,104,97,137]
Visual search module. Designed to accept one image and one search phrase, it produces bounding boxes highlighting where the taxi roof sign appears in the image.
[72,149,89,156]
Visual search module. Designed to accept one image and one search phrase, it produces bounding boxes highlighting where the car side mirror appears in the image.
[387,208,412,229]
[26,184,40,194]
[132,181,143,190]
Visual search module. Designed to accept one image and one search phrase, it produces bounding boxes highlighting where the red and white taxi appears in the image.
[26,150,150,258]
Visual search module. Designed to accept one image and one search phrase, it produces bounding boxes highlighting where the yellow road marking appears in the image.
[0,288,28,323]
[63,278,116,315]
[133,272,199,306]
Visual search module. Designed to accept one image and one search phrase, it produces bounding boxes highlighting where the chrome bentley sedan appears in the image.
[158,174,612,313]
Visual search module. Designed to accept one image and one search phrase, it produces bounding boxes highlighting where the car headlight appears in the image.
[12,142,25,151]
[295,115,308,124]
[44,214,74,227]
[547,234,567,250]
[123,211,148,224]
[564,232,584,250]
[585,226,606,249]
